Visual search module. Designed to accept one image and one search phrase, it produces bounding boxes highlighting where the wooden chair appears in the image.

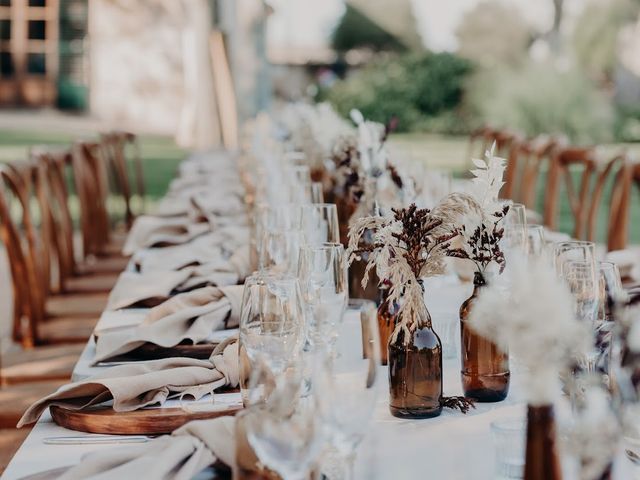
[0,163,101,347]
[585,153,635,251]
[71,141,112,259]
[99,131,144,228]
[32,150,121,293]
[509,135,566,210]
[543,146,598,239]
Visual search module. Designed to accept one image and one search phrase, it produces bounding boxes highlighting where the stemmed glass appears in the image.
[553,241,596,277]
[243,356,323,480]
[238,272,305,404]
[314,299,382,479]
[563,259,600,372]
[259,228,305,275]
[526,225,546,257]
[297,243,348,347]
[299,204,340,246]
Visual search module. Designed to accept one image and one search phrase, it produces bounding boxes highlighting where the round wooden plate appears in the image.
[50,404,242,435]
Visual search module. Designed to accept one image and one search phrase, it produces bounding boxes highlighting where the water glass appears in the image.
[239,272,305,405]
[297,243,348,346]
[259,228,305,275]
[553,241,596,277]
[491,418,526,479]
[299,203,340,246]
[526,225,546,257]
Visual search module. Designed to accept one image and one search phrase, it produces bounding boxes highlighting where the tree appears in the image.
[455,0,532,68]
[331,5,406,53]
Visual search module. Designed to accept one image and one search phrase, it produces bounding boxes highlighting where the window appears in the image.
[27,52,45,74]
[0,51,14,75]
[28,20,45,40]
[0,19,10,41]
[29,0,46,6]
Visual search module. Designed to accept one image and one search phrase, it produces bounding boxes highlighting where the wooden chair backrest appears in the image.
[585,153,634,251]
[0,163,46,346]
[511,136,564,210]
[100,132,135,227]
[31,149,77,291]
[71,141,111,257]
[543,147,597,239]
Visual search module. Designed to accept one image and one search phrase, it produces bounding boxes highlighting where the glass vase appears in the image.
[524,404,563,480]
[388,298,443,419]
[377,284,398,365]
[460,271,510,402]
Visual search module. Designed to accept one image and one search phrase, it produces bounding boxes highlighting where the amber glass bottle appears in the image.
[388,298,443,419]
[524,405,562,480]
[377,284,398,365]
[460,271,510,402]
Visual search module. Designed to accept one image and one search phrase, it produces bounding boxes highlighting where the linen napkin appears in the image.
[123,215,210,256]
[134,227,250,273]
[95,285,244,362]
[56,416,237,480]
[105,270,194,310]
[18,337,240,427]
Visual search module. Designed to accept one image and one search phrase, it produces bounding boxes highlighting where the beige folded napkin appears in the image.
[95,285,243,362]
[606,248,640,280]
[176,246,251,292]
[106,270,194,310]
[18,337,239,427]
[57,416,236,480]
[123,215,210,256]
[135,228,249,273]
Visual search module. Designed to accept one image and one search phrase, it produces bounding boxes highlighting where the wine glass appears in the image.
[553,241,596,277]
[526,225,546,257]
[243,356,323,480]
[563,259,600,372]
[314,300,382,479]
[505,202,527,226]
[297,243,348,347]
[299,203,340,246]
[259,228,305,275]
[239,272,305,404]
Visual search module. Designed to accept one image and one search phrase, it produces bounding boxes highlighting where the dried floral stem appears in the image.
[440,396,476,414]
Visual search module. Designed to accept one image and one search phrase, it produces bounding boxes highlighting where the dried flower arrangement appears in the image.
[347,203,475,413]
[347,204,457,338]
[468,257,589,405]
[433,143,510,277]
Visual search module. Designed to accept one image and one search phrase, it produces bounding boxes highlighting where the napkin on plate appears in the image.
[95,285,243,362]
[18,337,239,427]
[106,270,194,310]
[123,215,210,256]
[57,416,237,480]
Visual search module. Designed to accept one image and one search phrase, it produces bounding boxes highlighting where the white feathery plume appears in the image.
[468,256,590,405]
[468,141,507,215]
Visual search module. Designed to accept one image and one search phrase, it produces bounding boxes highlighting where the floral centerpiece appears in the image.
[347,203,473,418]
[434,143,512,402]
[469,257,589,479]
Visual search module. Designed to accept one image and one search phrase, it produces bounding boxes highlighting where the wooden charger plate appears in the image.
[50,403,242,435]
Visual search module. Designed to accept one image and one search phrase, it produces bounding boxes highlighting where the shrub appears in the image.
[322,52,473,133]
[467,62,615,144]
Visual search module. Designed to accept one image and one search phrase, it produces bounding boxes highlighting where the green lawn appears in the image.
[0,130,186,200]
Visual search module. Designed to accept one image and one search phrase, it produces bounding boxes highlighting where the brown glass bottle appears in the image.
[349,254,380,303]
[389,301,443,419]
[460,272,510,402]
[524,405,562,480]
[377,284,398,365]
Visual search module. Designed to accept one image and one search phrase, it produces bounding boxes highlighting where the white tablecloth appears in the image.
[2,277,635,479]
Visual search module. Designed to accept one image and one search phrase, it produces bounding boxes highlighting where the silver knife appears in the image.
[43,435,150,445]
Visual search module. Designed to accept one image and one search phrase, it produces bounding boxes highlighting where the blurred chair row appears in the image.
[469,126,640,252]
[0,131,142,428]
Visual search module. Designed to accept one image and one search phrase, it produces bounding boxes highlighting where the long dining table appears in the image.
[1,151,635,480]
